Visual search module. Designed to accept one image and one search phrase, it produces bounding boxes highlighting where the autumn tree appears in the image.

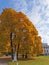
[32,36,43,56]
[0,8,43,60]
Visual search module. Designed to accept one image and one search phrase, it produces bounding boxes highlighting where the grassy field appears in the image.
[8,56,49,65]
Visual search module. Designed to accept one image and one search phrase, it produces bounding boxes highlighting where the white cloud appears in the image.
[11,0,49,45]
[46,0,49,5]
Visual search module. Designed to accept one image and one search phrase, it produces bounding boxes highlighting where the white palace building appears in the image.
[42,43,49,55]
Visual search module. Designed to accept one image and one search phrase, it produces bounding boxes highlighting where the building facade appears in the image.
[42,43,49,55]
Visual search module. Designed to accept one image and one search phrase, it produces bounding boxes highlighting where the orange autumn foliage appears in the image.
[0,8,43,56]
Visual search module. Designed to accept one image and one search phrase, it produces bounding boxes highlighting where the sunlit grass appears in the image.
[8,56,49,65]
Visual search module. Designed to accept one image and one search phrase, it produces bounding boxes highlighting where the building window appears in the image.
[47,50,48,52]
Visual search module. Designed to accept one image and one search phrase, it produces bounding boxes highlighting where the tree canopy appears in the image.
[0,8,43,58]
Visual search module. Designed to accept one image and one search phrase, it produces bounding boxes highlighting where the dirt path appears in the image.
[0,60,8,65]
[0,63,8,65]
[0,56,11,65]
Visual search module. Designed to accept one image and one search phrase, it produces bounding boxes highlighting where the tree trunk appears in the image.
[17,43,19,60]
[25,53,27,59]
[17,52,18,60]
[10,32,14,60]
[22,54,24,59]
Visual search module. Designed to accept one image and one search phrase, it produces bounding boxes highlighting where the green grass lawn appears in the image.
[8,56,49,65]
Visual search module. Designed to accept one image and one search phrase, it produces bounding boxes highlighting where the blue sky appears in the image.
[0,0,49,44]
